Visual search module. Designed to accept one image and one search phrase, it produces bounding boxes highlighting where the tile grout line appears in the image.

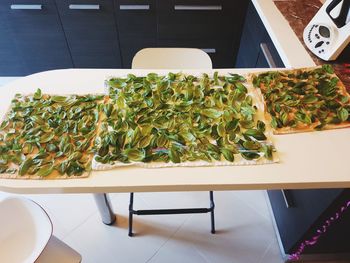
[256,239,275,263]
[193,244,211,263]
[139,194,155,209]
[232,191,271,221]
[61,210,99,240]
[145,214,195,263]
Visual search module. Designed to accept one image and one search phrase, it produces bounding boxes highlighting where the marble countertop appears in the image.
[252,0,316,68]
[272,0,350,88]
[253,0,349,89]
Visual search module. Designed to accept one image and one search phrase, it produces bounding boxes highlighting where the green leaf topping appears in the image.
[244,129,267,140]
[19,157,34,176]
[337,108,349,122]
[0,92,103,177]
[201,109,222,119]
[123,148,145,162]
[221,148,234,162]
[99,72,274,164]
[36,164,54,177]
[253,66,349,131]
[1,72,277,177]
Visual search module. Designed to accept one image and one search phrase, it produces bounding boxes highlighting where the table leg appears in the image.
[93,193,116,225]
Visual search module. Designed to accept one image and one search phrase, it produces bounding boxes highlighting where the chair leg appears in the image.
[210,191,215,234]
[128,192,134,237]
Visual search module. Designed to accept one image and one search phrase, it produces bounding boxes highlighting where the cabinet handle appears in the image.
[10,4,42,10]
[201,48,216,54]
[281,190,294,208]
[174,5,222,11]
[69,4,100,10]
[119,5,150,10]
[260,43,277,68]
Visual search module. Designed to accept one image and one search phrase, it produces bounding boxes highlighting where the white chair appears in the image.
[128,48,215,237]
[0,197,81,263]
[132,48,212,69]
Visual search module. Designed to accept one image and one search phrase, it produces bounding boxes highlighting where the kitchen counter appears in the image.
[253,1,348,64]
[252,0,316,68]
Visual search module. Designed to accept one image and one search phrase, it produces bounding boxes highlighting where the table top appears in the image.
[1,68,349,194]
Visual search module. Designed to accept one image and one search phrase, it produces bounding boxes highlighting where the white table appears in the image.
[1,68,350,224]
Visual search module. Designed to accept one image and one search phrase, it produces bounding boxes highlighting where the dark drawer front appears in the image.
[157,0,244,40]
[114,0,156,67]
[268,189,343,253]
[235,1,264,68]
[158,39,236,68]
[0,5,25,76]
[114,0,156,39]
[236,1,284,68]
[0,0,73,75]
[256,40,284,68]
[56,0,121,68]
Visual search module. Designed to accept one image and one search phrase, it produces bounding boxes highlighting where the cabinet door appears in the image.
[56,0,122,68]
[115,0,156,39]
[268,189,343,253]
[255,50,269,68]
[235,1,265,68]
[114,0,156,68]
[0,0,73,75]
[303,189,350,254]
[256,41,284,68]
[157,0,246,40]
[236,1,284,69]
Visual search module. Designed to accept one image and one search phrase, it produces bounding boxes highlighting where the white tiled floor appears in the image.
[0,190,289,263]
[1,190,349,263]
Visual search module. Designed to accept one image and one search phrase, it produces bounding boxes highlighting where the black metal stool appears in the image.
[128,191,215,236]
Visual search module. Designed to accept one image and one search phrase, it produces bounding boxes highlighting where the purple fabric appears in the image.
[289,199,350,261]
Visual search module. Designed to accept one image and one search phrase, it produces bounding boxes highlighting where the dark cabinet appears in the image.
[0,0,73,75]
[114,0,157,68]
[235,1,283,68]
[0,0,249,74]
[157,0,238,40]
[114,0,249,68]
[255,42,283,68]
[267,189,348,254]
[255,47,270,68]
[156,0,248,68]
[55,0,122,68]
[115,0,156,39]
[235,1,266,68]
[271,189,350,256]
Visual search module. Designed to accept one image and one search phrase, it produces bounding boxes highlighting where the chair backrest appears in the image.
[132,48,213,69]
[0,197,52,263]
